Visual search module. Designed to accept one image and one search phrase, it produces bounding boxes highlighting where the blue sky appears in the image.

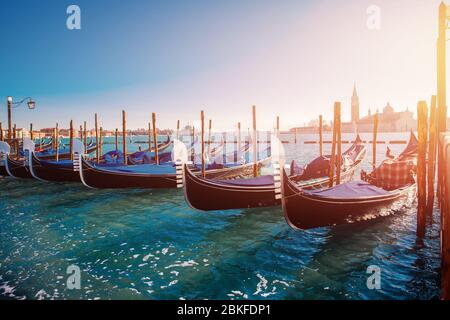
[0,0,445,130]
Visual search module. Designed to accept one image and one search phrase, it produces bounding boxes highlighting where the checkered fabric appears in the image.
[362,160,416,191]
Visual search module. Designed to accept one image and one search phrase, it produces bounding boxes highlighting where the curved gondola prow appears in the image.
[280,167,305,231]
[182,163,202,211]
[6,138,35,179]
[0,141,11,159]
[29,152,46,182]
[0,141,11,177]
[24,137,45,182]
[275,133,307,230]
[4,153,16,178]
[397,131,418,161]
[73,138,95,188]
[75,154,96,189]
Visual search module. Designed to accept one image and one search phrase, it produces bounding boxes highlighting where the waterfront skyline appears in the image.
[0,0,447,131]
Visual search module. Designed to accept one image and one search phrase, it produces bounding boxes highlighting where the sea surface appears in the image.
[0,132,441,300]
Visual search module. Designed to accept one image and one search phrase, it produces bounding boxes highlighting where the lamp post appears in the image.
[6,96,36,142]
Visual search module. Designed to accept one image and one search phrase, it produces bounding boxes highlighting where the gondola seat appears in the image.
[306,181,390,199]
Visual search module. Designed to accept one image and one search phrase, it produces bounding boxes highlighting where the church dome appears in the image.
[383,102,394,114]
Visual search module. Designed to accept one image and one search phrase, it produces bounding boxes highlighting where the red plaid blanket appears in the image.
[362,160,416,191]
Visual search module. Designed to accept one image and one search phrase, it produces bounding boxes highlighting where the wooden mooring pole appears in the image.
[237,122,241,152]
[437,2,448,210]
[252,105,258,177]
[148,122,152,151]
[83,121,87,150]
[0,122,3,141]
[122,110,127,165]
[319,115,323,157]
[152,112,159,165]
[208,119,212,154]
[276,116,280,136]
[13,124,17,156]
[99,127,103,160]
[329,105,338,187]
[30,123,33,141]
[176,120,180,140]
[55,123,59,162]
[223,131,227,158]
[372,112,379,170]
[336,104,342,185]
[417,100,428,238]
[69,120,74,161]
[191,125,195,163]
[115,128,119,151]
[95,113,99,164]
[201,111,205,177]
[427,96,438,217]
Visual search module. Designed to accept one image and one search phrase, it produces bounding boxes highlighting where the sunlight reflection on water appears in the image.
[0,133,441,300]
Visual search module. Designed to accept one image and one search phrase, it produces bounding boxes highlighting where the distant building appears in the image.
[359,103,415,132]
[342,85,416,133]
[351,84,360,122]
[290,85,420,134]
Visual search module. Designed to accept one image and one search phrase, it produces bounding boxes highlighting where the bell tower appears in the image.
[351,83,360,122]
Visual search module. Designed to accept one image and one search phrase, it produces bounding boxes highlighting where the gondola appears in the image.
[3,138,40,179]
[34,137,53,151]
[183,134,366,211]
[2,137,93,179]
[77,140,270,189]
[28,138,86,182]
[281,132,418,230]
[127,135,172,164]
[35,139,97,160]
[0,142,11,177]
[5,155,33,179]
[29,137,174,182]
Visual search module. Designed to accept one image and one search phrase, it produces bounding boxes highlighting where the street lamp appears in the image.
[6,96,36,141]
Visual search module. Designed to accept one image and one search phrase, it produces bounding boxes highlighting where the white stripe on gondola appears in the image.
[78,154,96,189]
[29,152,48,182]
[4,154,16,178]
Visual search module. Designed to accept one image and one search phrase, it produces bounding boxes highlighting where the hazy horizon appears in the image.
[0,0,447,131]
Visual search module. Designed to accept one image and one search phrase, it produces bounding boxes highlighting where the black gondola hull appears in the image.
[80,157,178,188]
[183,152,363,211]
[30,153,80,182]
[184,166,280,211]
[6,157,32,179]
[0,164,7,177]
[281,169,414,229]
[79,156,269,189]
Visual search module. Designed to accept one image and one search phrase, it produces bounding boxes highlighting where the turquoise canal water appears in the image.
[0,133,441,300]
